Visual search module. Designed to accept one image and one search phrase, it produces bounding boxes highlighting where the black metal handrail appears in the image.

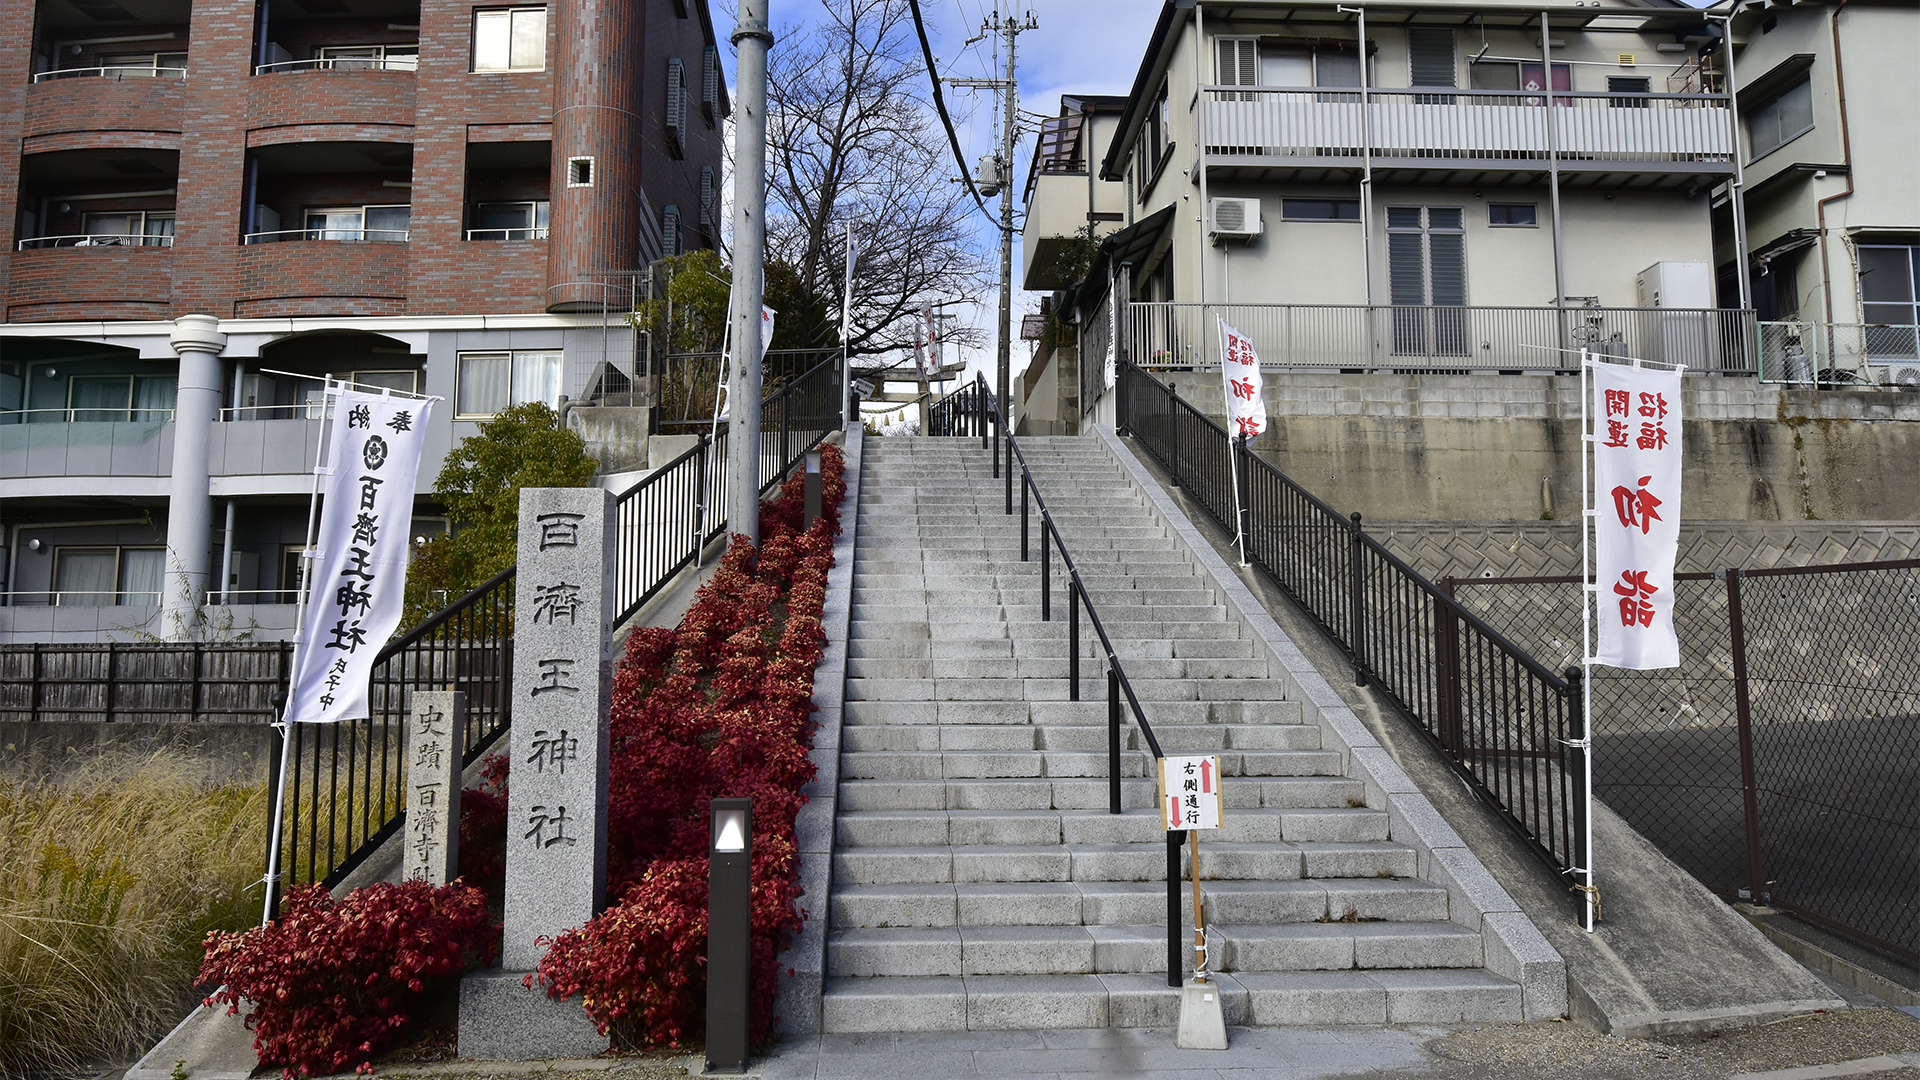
[968,374,1187,987]
[269,359,846,908]
[928,379,985,437]
[1119,361,1589,889]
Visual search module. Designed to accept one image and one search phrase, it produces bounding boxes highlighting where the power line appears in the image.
[907,0,992,219]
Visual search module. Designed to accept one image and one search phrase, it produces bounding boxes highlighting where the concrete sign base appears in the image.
[1176,980,1228,1050]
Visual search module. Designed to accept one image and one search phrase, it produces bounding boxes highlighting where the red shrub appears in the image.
[198,881,497,1078]
[532,441,845,1047]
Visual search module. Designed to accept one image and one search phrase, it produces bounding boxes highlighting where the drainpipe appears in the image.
[1194,1,1210,319]
[1815,0,1854,326]
[218,499,236,605]
[1712,4,1754,316]
[1543,10,1568,333]
[1337,4,1376,363]
[163,314,227,639]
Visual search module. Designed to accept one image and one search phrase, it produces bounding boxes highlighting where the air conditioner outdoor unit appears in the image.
[1208,197,1263,243]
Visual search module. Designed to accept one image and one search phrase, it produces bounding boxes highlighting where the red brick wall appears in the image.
[8,247,173,322]
[236,241,408,316]
[248,70,417,133]
[22,77,185,141]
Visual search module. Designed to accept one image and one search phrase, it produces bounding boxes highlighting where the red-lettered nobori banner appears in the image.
[287,388,435,723]
[1592,361,1682,670]
[1219,318,1267,439]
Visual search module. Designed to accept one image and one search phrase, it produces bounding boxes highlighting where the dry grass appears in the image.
[0,751,269,1079]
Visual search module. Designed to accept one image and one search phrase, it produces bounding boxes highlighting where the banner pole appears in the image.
[261,374,337,926]
[1579,348,1596,934]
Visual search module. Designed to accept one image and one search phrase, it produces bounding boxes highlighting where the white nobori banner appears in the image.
[1219,318,1267,439]
[1592,362,1682,670]
[287,388,434,723]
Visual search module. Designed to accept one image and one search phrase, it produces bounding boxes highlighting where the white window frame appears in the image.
[456,350,564,419]
[51,545,165,607]
[469,200,551,240]
[302,204,411,242]
[1281,198,1360,222]
[473,6,547,73]
[315,44,420,71]
[75,209,175,246]
[566,156,594,187]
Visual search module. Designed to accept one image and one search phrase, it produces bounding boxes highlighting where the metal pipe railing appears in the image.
[971,374,1180,986]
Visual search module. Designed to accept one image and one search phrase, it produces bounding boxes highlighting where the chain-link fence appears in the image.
[1449,561,1920,961]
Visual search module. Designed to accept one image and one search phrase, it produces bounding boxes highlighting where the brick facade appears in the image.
[1,0,723,323]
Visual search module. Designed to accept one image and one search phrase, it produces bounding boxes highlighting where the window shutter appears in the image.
[1388,231,1426,307]
[1407,28,1456,88]
[662,206,680,256]
[666,59,685,157]
[700,166,714,225]
[703,45,719,120]
[1428,233,1466,307]
[1215,38,1257,86]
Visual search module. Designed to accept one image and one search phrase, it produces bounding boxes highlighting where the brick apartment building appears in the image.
[0,0,727,642]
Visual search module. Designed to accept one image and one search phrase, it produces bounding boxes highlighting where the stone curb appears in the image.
[1089,425,1569,1022]
[772,426,864,1037]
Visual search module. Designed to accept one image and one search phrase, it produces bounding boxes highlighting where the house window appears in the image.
[1607,75,1650,107]
[1471,60,1570,102]
[314,44,419,71]
[665,58,687,158]
[456,350,563,418]
[302,204,410,242]
[1135,81,1169,198]
[473,7,546,72]
[1748,75,1813,160]
[702,45,720,124]
[699,167,715,226]
[1214,37,1362,90]
[662,205,681,256]
[52,546,164,606]
[100,51,186,76]
[295,371,420,419]
[66,373,177,421]
[1860,244,1920,360]
[1387,206,1468,356]
[1487,203,1537,227]
[1282,198,1359,221]
[567,157,594,187]
[470,200,550,240]
[76,210,174,246]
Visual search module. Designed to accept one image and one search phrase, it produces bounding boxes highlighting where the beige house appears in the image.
[1723,0,1920,383]
[1024,0,1769,428]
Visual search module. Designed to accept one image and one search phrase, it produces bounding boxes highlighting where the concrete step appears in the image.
[836,747,1346,782]
[835,775,1365,812]
[828,839,1414,886]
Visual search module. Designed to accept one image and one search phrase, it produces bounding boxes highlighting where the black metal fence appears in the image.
[1119,362,1590,890]
[274,358,841,900]
[929,379,988,438]
[1450,561,1920,962]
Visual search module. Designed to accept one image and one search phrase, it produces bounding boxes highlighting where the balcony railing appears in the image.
[254,57,418,74]
[1,589,161,608]
[1759,321,1920,385]
[1203,86,1734,166]
[16,233,174,250]
[243,228,409,244]
[465,227,549,241]
[0,406,175,424]
[32,65,186,82]
[1124,302,1757,374]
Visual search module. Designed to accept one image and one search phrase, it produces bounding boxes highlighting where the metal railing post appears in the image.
[1040,526,1051,621]
[1726,568,1767,904]
[1349,512,1368,688]
[979,379,988,450]
[1436,577,1463,755]
[1069,583,1080,702]
[1166,828,1183,987]
[1005,434,1013,515]
[1021,476,1030,561]
[1108,665,1122,815]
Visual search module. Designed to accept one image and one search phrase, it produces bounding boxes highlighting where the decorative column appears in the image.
[162,314,227,639]
[547,0,642,311]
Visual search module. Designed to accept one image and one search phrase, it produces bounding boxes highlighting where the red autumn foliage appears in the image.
[197,881,497,1078]
[531,441,846,1048]
[456,754,510,898]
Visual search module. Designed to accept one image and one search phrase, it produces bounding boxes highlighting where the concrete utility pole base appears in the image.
[1175,979,1228,1050]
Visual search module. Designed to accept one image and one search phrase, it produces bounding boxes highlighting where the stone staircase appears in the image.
[819,436,1531,1031]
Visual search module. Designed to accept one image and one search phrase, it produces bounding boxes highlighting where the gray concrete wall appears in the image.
[0,721,275,785]
[1158,371,1920,522]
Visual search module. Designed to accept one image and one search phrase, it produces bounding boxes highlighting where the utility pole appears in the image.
[727,0,773,545]
[954,9,1036,427]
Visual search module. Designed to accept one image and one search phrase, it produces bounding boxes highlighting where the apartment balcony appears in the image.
[0,413,329,493]
[1202,87,1736,189]
[24,69,185,141]
[7,244,174,322]
[1122,302,1757,374]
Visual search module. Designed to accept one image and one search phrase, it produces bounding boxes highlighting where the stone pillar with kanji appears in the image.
[458,487,615,1059]
[404,691,464,885]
